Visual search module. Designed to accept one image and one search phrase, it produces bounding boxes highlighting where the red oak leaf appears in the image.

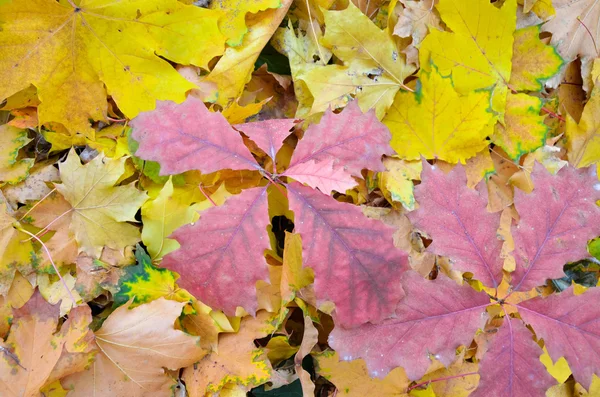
[511,164,600,291]
[163,186,270,315]
[283,101,393,190]
[329,271,489,380]
[517,287,600,389]
[284,159,356,194]
[130,96,259,175]
[234,119,297,161]
[287,182,407,327]
[473,316,555,397]
[408,162,504,288]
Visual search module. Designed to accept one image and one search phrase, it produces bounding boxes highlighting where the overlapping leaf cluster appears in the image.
[1,0,600,396]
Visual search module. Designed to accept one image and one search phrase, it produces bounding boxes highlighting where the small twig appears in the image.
[577,17,599,57]
[541,107,565,122]
[198,184,217,207]
[107,116,126,123]
[17,227,77,305]
[0,346,26,370]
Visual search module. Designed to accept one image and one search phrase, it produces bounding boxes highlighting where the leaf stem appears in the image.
[407,372,479,391]
[198,184,217,207]
[17,227,77,305]
[18,187,57,221]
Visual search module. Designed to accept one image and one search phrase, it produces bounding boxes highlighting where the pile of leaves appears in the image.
[1,0,600,396]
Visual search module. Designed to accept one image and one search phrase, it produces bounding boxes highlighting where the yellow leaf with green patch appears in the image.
[509,26,563,92]
[141,178,198,261]
[0,201,35,296]
[0,125,33,185]
[302,2,416,119]
[114,246,193,307]
[0,0,225,136]
[420,0,516,112]
[492,93,547,160]
[385,68,494,163]
[183,311,276,394]
[211,0,282,46]
[379,158,422,211]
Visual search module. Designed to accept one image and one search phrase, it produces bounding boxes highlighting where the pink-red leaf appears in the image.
[517,287,600,389]
[473,316,555,397]
[284,101,393,186]
[234,119,297,161]
[131,96,259,175]
[163,186,269,315]
[287,182,407,327]
[329,271,490,380]
[408,162,504,288]
[512,164,600,291]
[285,159,356,194]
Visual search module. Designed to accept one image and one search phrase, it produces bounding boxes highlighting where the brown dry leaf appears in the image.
[183,311,275,395]
[394,0,441,66]
[74,247,133,301]
[179,300,221,352]
[295,316,319,395]
[26,191,78,270]
[0,291,92,397]
[62,298,205,396]
[2,163,59,209]
[315,351,410,396]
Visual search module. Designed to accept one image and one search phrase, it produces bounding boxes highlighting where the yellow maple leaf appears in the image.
[315,351,410,396]
[420,0,516,112]
[54,149,148,257]
[0,0,225,137]
[211,0,282,46]
[302,1,416,119]
[384,68,494,163]
[202,0,292,107]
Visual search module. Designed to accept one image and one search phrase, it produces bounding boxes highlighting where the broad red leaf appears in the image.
[163,186,270,315]
[284,159,356,194]
[328,271,489,380]
[283,101,393,189]
[408,162,504,288]
[512,164,600,291]
[473,316,555,397]
[518,287,600,389]
[131,96,259,175]
[287,182,407,327]
[234,119,297,161]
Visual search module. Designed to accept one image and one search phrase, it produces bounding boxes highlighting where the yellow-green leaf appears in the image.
[114,246,192,307]
[420,0,516,111]
[384,68,494,163]
[141,178,198,261]
[492,93,547,160]
[0,125,33,185]
[509,26,563,92]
